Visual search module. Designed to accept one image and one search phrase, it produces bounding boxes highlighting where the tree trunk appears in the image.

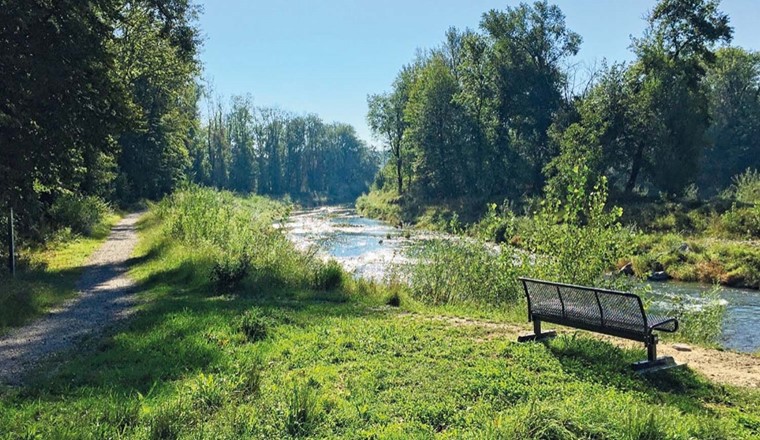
[625,142,645,194]
[396,153,403,194]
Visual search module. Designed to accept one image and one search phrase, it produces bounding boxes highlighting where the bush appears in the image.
[524,166,634,287]
[719,205,760,239]
[470,203,517,244]
[311,259,344,291]
[49,193,110,236]
[728,168,760,204]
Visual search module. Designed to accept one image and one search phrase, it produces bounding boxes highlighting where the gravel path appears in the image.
[0,212,143,385]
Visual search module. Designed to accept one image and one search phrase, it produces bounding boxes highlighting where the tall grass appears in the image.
[155,186,310,292]
[668,288,727,346]
[404,238,523,306]
[729,168,760,204]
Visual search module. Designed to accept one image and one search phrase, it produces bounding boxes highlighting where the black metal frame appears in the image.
[517,277,680,372]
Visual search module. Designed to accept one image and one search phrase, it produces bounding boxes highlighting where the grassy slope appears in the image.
[0,213,120,333]
[1,201,758,439]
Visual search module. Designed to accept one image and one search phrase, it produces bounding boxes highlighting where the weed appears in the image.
[669,288,726,346]
[187,372,226,411]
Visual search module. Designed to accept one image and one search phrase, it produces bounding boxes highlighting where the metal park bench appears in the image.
[517,277,680,372]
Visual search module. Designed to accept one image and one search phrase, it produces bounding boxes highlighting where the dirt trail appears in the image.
[0,213,143,385]
[407,313,760,389]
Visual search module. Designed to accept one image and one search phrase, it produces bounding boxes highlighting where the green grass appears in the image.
[1,189,758,439]
[355,189,403,226]
[0,213,120,333]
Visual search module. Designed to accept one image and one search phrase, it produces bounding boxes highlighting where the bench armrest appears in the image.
[647,314,678,333]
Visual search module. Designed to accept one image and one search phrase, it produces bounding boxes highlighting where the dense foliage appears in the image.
[0,2,377,251]
[364,0,758,214]
[0,0,201,244]
[192,98,379,203]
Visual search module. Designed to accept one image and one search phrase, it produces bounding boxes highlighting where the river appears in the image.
[286,206,760,353]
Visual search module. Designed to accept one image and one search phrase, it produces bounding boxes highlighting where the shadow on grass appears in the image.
[542,333,732,415]
[15,251,380,400]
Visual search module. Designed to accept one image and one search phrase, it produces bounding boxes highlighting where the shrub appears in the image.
[470,203,517,243]
[49,193,110,236]
[311,259,344,291]
[728,168,760,204]
[524,165,634,287]
[719,205,760,239]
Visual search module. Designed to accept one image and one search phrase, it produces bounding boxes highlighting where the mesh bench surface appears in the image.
[519,277,678,342]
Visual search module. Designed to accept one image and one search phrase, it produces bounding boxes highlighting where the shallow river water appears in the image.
[285,206,760,353]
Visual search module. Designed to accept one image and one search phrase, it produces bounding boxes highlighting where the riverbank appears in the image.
[289,206,760,353]
[356,189,760,290]
[2,188,758,438]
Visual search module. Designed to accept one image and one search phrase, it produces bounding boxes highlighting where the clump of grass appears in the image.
[146,401,188,440]
[210,252,251,293]
[239,308,272,343]
[187,372,226,411]
[311,259,344,291]
[235,354,265,398]
[669,288,726,346]
[286,381,321,437]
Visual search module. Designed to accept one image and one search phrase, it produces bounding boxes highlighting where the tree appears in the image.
[701,47,760,193]
[481,0,581,193]
[404,55,482,200]
[625,0,732,195]
[367,66,415,195]
[228,95,256,193]
[113,0,201,201]
[0,0,130,233]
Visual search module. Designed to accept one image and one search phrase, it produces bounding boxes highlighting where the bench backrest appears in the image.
[519,277,648,336]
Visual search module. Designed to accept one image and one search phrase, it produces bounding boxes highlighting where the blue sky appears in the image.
[197,0,759,145]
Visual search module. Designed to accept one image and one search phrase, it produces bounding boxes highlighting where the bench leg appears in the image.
[647,338,657,362]
[632,335,683,373]
[517,318,557,342]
